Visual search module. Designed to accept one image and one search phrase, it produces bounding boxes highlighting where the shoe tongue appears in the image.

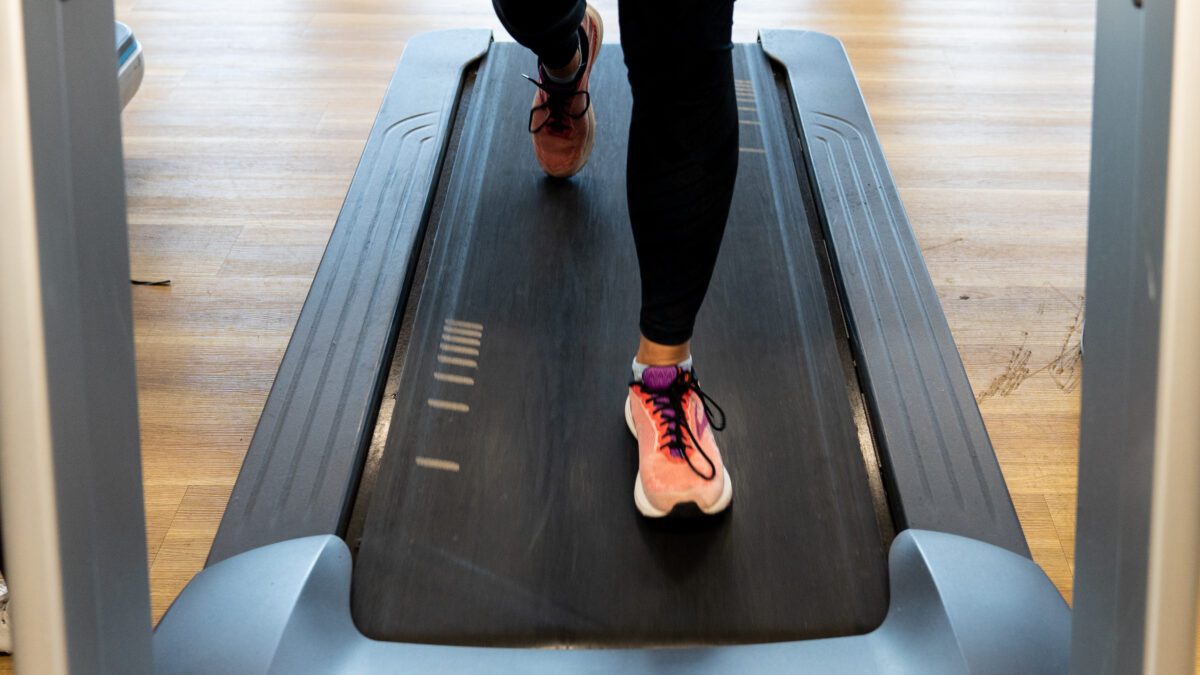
[641,366,681,391]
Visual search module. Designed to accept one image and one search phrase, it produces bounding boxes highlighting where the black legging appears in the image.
[492,0,739,346]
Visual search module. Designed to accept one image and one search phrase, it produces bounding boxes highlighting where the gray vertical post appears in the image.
[1071,0,1198,672]
[1136,0,1200,670]
[0,0,153,673]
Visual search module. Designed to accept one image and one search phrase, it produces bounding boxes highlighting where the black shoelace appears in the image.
[523,78,591,134]
[523,29,591,134]
[630,370,727,480]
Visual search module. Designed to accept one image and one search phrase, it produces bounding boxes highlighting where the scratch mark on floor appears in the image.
[921,236,965,254]
[979,332,1033,402]
[1046,300,1084,393]
[977,295,1085,402]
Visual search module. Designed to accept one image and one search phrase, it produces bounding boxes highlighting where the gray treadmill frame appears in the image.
[155,29,1067,673]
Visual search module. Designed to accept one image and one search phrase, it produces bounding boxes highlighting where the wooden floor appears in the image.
[0,0,1101,670]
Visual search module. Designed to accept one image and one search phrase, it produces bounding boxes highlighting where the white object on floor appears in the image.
[0,570,11,654]
[115,21,144,109]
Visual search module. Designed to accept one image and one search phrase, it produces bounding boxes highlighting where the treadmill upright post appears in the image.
[0,0,153,672]
[1071,0,1200,671]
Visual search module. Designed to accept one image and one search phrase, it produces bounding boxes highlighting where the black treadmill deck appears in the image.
[349,44,890,647]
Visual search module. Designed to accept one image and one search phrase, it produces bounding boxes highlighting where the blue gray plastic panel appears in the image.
[760,31,1029,557]
[155,530,1068,674]
[207,30,492,565]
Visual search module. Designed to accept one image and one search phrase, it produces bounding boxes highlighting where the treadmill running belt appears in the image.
[351,43,889,647]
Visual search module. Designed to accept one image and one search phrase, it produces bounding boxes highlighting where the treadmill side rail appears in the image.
[154,531,1069,674]
[206,29,492,566]
[760,30,1030,557]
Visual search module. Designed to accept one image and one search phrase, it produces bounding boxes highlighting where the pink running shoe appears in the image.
[624,366,733,517]
[523,4,603,178]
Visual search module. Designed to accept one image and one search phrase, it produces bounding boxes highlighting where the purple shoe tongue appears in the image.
[641,366,680,391]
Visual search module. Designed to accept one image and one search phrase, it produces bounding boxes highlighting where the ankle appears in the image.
[544,48,582,83]
[636,336,691,366]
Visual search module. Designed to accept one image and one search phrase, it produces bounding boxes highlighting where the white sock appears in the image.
[631,356,694,382]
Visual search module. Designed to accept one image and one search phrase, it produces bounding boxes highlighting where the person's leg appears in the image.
[492,0,585,74]
[621,0,739,518]
[620,0,739,363]
[494,0,604,178]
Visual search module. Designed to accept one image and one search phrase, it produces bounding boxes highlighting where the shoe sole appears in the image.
[624,396,733,518]
[537,5,603,179]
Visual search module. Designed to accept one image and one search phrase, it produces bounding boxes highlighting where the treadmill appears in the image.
[153,30,1070,673]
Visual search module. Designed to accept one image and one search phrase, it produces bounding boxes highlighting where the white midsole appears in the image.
[624,395,733,517]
